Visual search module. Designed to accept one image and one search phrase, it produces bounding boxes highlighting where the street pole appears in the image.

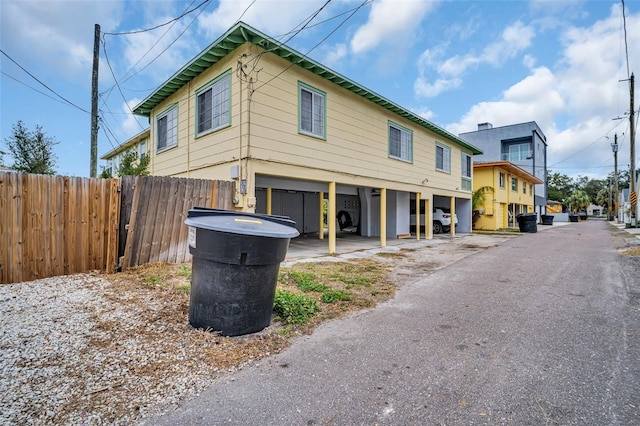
[630,73,636,226]
[612,134,619,222]
[90,24,100,178]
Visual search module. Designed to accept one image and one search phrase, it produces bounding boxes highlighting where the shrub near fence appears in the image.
[0,172,235,284]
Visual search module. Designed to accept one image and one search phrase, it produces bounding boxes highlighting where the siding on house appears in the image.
[145,42,473,198]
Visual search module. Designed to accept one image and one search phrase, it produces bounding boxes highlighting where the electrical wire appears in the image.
[1,71,87,112]
[252,0,369,94]
[103,0,212,36]
[0,49,90,114]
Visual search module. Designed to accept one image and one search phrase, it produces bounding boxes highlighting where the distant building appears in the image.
[100,128,150,176]
[459,122,548,216]
[473,161,543,230]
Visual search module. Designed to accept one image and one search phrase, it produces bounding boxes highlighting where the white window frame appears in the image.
[156,105,178,153]
[299,82,326,139]
[511,177,518,192]
[436,143,451,173]
[196,71,231,136]
[461,152,472,191]
[499,172,505,188]
[388,122,413,163]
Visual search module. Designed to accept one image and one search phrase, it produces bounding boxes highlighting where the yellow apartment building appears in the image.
[131,22,482,253]
[473,161,543,230]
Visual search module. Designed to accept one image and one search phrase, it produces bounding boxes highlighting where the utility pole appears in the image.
[630,73,636,227]
[90,24,100,178]
[612,133,619,222]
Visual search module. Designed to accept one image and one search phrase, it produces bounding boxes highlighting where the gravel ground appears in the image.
[0,270,288,425]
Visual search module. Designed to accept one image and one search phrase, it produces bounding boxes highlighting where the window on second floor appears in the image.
[502,142,532,162]
[499,172,505,188]
[157,105,178,152]
[196,71,231,136]
[299,82,326,139]
[388,122,412,162]
[523,181,527,193]
[530,184,533,194]
[436,143,451,173]
[511,177,518,192]
[461,152,472,190]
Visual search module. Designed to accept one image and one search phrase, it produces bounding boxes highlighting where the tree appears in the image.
[4,121,58,174]
[565,189,590,214]
[546,171,575,202]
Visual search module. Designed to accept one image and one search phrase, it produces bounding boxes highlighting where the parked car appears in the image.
[410,206,459,234]
[432,207,458,233]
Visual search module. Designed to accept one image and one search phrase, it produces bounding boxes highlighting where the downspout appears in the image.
[187,80,191,177]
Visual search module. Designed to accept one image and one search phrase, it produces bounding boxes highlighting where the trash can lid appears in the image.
[185,214,300,238]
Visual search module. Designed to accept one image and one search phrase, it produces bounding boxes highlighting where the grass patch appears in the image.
[321,290,352,303]
[284,270,329,292]
[176,284,191,294]
[273,290,320,325]
[620,247,640,256]
[376,251,406,259]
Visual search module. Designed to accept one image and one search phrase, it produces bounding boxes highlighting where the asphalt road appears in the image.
[149,220,640,425]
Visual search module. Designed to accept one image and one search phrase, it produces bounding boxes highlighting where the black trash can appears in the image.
[540,214,554,225]
[516,213,537,233]
[184,208,299,336]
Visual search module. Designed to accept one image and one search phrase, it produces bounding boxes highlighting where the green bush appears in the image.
[273,290,320,325]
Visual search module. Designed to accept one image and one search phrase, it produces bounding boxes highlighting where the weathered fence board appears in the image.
[121,176,234,268]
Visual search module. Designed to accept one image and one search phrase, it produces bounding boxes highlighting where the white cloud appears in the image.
[197,0,332,40]
[0,0,123,79]
[350,0,437,54]
[449,4,640,179]
[121,98,144,137]
[414,77,462,98]
[321,43,348,68]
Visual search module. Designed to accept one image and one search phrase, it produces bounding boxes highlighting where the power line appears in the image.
[103,0,212,36]
[1,71,86,112]
[253,0,369,94]
[0,49,90,114]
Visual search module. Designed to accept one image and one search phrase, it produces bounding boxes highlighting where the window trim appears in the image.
[436,143,451,173]
[388,121,413,163]
[499,172,505,189]
[195,69,232,137]
[522,181,527,194]
[511,177,518,192]
[298,81,326,139]
[156,104,178,153]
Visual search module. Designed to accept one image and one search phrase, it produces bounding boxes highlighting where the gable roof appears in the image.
[473,161,543,184]
[100,128,150,160]
[133,22,482,155]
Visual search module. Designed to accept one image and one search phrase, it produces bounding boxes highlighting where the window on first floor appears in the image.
[157,105,178,152]
[511,177,518,191]
[436,143,451,173]
[299,82,326,139]
[389,122,413,162]
[196,71,231,136]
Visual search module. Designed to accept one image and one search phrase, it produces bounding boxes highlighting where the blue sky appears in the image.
[1,0,638,180]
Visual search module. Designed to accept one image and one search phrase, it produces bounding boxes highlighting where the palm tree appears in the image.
[472,186,494,228]
[565,189,590,220]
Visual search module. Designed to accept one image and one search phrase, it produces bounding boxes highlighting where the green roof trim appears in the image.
[133,22,482,155]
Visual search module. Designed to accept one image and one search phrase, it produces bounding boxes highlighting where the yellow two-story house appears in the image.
[473,161,543,230]
[132,22,482,253]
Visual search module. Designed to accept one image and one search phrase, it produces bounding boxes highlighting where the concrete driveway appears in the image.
[147,219,639,425]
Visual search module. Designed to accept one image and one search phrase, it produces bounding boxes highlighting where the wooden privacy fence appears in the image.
[0,173,234,284]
